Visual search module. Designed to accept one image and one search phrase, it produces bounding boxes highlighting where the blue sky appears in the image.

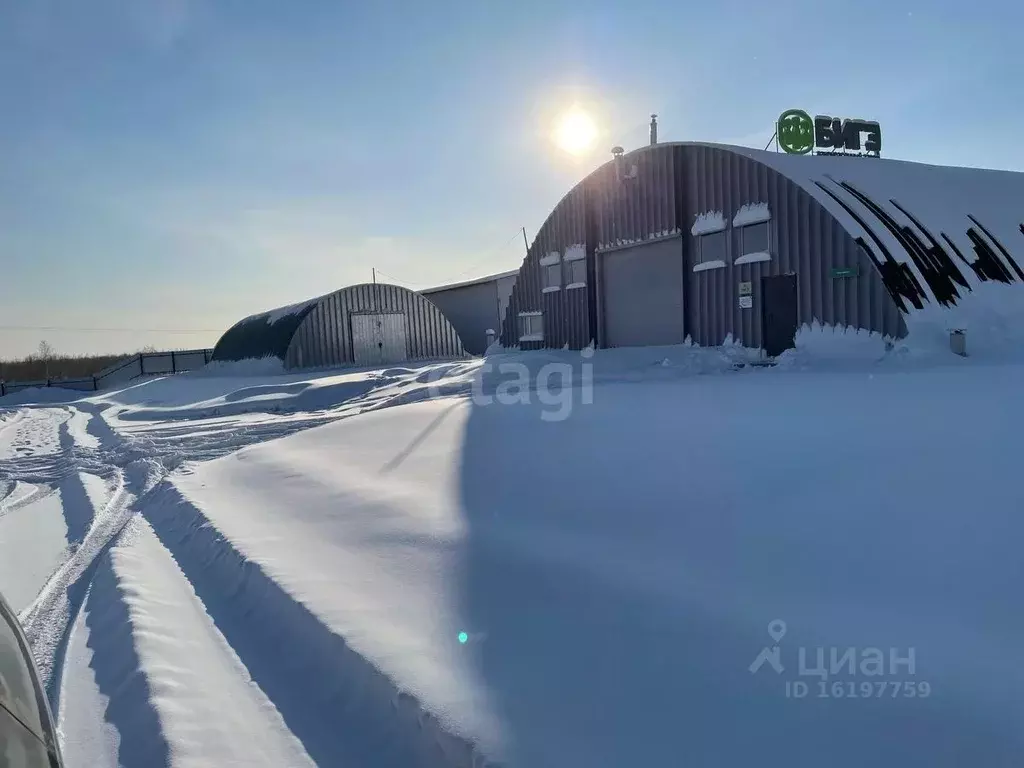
[1,0,1020,357]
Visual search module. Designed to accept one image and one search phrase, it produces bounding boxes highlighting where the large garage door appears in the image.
[601,238,685,347]
[351,313,409,365]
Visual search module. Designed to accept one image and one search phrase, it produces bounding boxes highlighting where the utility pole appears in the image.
[521,226,529,256]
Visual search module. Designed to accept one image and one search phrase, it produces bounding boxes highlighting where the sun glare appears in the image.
[554,109,598,156]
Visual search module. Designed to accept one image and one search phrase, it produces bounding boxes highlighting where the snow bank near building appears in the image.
[170,359,1024,767]
[191,357,289,378]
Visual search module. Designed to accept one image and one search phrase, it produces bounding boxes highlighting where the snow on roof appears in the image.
[236,296,322,327]
[619,140,1024,339]
[419,268,519,295]
[736,146,1024,338]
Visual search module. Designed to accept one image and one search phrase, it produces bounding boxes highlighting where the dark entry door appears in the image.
[761,274,798,356]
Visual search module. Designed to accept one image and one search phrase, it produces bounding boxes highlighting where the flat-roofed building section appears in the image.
[420,269,518,355]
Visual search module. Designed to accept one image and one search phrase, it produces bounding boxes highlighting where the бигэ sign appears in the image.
[777,109,882,157]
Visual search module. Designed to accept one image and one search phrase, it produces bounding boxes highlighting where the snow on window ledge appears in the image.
[732,202,771,227]
[539,252,561,267]
[542,285,561,294]
[693,259,727,272]
[691,211,726,236]
[518,334,544,342]
[566,282,586,290]
[518,311,541,317]
[563,244,586,261]
[734,251,772,265]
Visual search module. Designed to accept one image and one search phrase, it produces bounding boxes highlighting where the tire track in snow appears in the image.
[80,546,170,768]
[6,381,491,765]
[88,517,313,767]
[19,462,136,703]
[143,483,493,768]
[19,405,167,709]
[0,481,56,520]
[56,583,120,768]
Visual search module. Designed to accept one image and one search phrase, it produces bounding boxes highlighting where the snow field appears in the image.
[0,342,1021,767]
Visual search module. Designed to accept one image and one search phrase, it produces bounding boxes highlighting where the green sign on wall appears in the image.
[831,266,859,278]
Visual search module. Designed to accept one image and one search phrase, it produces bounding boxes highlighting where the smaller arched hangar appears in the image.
[212,283,466,369]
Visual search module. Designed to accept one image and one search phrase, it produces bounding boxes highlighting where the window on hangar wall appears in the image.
[540,252,561,293]
[697,230,728,264]
[732,203,772,264]
[563,244,586,288]
[518,311,544,341]
[739,221,770,256]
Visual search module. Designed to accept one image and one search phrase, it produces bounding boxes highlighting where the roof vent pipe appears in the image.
[611,145,624,181]
[650,114,658,145]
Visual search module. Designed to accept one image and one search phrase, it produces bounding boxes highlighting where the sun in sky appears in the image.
[553,107,599,156]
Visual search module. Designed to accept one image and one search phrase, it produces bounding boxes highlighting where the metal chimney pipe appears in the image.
[650,114,658,145]
[611,145,624,181]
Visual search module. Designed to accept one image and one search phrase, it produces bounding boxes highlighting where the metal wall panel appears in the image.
[421,281,501,355]
[595,147,679,249]
[501,180,592,350]
[680,145,905,348]
[495,274,517,331]
[600,238,685,347]
[283,283,464,369]
[350,313,378,365]
[500,141,906,354]
[381,313,409,362]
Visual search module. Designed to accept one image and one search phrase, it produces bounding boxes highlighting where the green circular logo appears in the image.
[777,109,814,154]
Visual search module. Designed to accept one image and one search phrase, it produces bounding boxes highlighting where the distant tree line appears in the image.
[0,340,144,383]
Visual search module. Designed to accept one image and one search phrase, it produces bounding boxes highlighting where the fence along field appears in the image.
[0,346,214,396]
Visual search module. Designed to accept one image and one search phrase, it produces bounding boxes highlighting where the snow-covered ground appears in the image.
[1,331,1023,767]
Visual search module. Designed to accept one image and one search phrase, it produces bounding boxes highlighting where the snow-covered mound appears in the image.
[167,361,1024,767]
[0,386,88,406]
[1,343,1022,767]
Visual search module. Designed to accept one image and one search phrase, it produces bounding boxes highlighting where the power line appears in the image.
[0,325,221,333]
[370,269,415,288]
[442,227,526,284]
[372,226,527,292]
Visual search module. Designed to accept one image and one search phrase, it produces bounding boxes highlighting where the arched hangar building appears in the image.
[212,282,465,369]
[501,141,1024,355]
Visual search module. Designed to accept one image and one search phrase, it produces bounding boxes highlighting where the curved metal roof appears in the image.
[528,140,1024,320]
[211,297,322,362]
[213,282,467,366]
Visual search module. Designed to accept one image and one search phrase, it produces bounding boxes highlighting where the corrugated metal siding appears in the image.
[495,275,517,329]
[501,141,905,353]
[681,145,905,347]
[596,147,678,249]
[500,180,592,349]
[284,283,464,369]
